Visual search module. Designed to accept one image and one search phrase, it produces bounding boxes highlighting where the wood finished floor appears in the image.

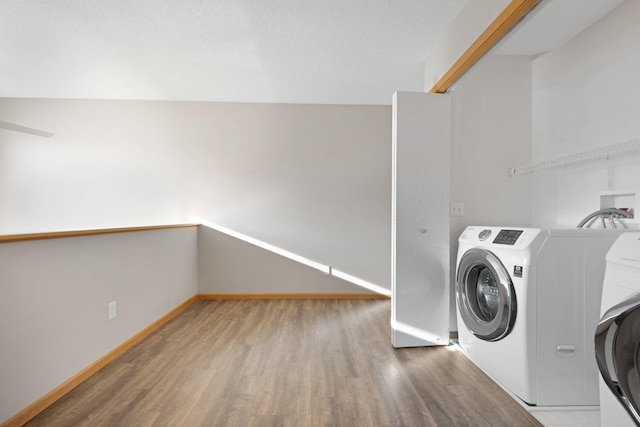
[26,299,542,427]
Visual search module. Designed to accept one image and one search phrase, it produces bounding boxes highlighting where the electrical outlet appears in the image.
[108,301,117,320]
[450,203,465,217]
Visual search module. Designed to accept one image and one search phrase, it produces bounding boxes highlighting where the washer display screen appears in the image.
[493,229,523,245]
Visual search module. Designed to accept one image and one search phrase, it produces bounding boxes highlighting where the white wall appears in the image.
[531,0,640,228]
[0,99,391,291]
[448,55,533,328]
[0,227,198,424]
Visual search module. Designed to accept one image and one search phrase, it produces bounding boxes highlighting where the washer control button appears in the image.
[478,229,492,241]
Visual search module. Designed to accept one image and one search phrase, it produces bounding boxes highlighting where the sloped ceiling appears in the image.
[1,0,469,105]
[493,0,624,55]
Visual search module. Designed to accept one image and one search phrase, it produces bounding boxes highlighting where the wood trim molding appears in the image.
[0,296,198,427]
[429,0,540,93]
[0,224,199,244]
[198,293,390,300]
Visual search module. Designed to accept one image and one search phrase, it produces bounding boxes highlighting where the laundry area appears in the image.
[391,0,640,426]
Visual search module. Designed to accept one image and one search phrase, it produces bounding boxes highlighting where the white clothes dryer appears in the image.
[456,226,626,406]
[595,232,640,427]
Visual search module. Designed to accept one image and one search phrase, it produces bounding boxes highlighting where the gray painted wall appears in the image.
[0,227,198,424]
[0,99,392,291]
[198,226,372,294]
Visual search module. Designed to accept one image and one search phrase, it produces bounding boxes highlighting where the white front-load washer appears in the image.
[456,226,626,406]
[595,232,640,426]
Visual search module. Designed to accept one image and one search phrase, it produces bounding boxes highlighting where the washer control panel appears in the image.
[493,229,524,245]
[459,226,542,248]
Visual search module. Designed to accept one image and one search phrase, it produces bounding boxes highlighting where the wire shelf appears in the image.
[509,138,640,176]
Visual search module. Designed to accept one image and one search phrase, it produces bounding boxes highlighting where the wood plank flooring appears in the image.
[26,299,542,427]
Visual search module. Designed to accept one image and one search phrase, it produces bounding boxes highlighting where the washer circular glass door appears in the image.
[456,248,517,341]
[595,293,640,425]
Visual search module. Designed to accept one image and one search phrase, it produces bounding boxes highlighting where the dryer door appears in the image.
[456,248,517,341]
[595,292,640,425]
